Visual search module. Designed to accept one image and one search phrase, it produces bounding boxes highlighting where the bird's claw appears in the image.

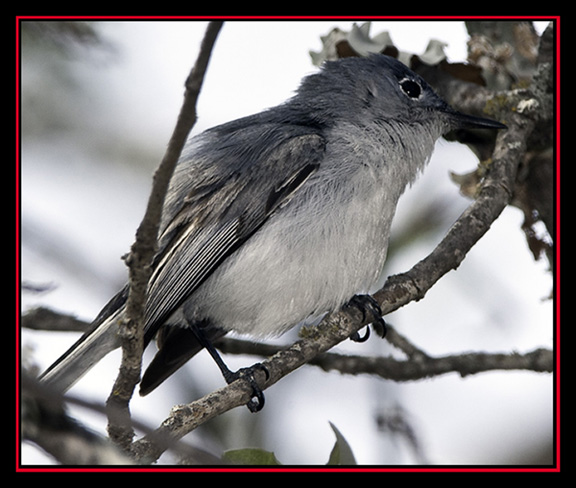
[350,326,370,342]
[227,363,269,413]
[347,294,387,341]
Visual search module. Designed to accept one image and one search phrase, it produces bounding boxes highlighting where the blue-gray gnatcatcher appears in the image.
[40,54,505,411]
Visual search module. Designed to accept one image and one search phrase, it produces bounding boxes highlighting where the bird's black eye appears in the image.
[399,78,422,99]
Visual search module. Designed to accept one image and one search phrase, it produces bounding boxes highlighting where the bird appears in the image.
[40,54,506,412]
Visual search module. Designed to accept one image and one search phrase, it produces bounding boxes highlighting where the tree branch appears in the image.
[375,114,535,315]
[217,335,553,380]
[310,347,553,380]
[105,20,223,450]
[21,307,88,333]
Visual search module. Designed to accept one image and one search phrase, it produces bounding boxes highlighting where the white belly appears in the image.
[185,166,396,337]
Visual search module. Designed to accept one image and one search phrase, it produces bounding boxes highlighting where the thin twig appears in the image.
[105,21,223,450]
[21,307,88,333]
[309,347,553,380]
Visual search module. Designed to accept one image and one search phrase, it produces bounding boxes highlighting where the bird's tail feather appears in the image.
[39,308,123,393]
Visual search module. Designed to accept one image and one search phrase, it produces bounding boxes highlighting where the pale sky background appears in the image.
[20,19,554,466]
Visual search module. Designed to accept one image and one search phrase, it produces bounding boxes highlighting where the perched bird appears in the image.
[40,54,505,411]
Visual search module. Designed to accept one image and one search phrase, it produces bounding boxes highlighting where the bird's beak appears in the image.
[447,108,507,130]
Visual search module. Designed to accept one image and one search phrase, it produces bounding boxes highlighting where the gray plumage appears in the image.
[40,54,505,401]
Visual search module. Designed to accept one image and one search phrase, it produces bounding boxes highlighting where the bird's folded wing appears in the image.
[143,127,326,344]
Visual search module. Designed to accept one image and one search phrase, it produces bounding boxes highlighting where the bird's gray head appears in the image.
[287,54,505,132]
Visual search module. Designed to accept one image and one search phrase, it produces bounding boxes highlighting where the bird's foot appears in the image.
[224,363,270,413]
[347,294,387,342]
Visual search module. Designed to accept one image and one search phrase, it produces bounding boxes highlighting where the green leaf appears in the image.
[222,448,282,466]
[327,422,357,465]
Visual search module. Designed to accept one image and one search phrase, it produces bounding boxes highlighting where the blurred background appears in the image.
[20,19,554,465]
